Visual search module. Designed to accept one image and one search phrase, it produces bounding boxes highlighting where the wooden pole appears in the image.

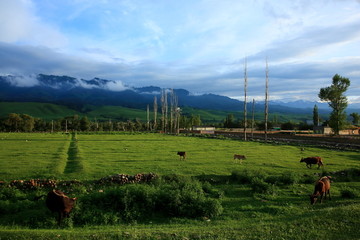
[244,58,248,141]
[265,58,269,142]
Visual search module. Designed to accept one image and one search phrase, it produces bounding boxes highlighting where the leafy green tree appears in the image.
[190,115,202,127]
[4,113,22,131]
[20,114,35,132]
[80,116,90,131]
[281,121,295,130]
[319,74,350,135]
[224,114,235,128]
[350,113,360,125]
[313,105,319,126]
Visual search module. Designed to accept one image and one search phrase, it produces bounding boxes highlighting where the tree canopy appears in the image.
[318,74,350,134]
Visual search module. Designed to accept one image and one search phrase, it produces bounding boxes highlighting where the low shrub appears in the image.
[266,172,300,185]
[300,174,318,184]
[251,177,278,196]
[76,175,223,225]
[231,169,267,184]
[340,187,357,199]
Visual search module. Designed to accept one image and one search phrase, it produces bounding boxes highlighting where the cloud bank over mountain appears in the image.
[0,0,359,103]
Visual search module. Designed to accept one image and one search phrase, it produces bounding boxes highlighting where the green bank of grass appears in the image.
[0,132,359,239]
[61,133,360,179]
[0,102,78,120]
[1,132,359,180]
[86,105,148,121]
[0,132,70,179]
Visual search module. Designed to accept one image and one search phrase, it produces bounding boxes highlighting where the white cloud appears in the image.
[0,0,67,48]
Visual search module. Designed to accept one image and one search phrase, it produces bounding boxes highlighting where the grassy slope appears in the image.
[0,133,360,239]
[0,102,315,123]
[0,102,77,120]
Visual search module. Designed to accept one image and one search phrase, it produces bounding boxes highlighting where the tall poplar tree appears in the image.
[313,104,319,126]
[319,74,350,135]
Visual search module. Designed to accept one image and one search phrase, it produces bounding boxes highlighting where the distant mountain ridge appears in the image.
[0,74,358,115]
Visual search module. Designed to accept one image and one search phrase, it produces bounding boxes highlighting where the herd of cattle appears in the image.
[179,152,330,206]
[1,152,331,224]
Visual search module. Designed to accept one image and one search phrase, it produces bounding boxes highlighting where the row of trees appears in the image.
[0,113,202,133]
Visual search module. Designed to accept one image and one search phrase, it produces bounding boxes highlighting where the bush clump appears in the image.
[231,169,267,184]
[251,177,278,195]
[75,175,223,224]
[266,172,300,185]
[340,188,357,199]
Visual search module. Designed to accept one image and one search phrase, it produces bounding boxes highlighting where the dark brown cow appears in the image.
[300,157,324,169]
[310,176,331,204]
[177,151,186,160]
[46,190,77,224]
[233,154,246,164]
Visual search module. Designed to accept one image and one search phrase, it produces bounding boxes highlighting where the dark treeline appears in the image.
[222,113,314,131]
[0,113,203,133]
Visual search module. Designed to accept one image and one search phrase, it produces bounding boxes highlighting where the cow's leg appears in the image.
[306,164,311,168]
[57,212,62,225]
[319,193,324,203]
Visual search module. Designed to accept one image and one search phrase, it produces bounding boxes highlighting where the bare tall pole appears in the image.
[164,90,168,132]
[170,89,175,133]
[251,99,255,139]
[265,58,269,142]
[244,58,248,141]
[161,89,166,132]
[147,104,150,131]
[153,96,158,130]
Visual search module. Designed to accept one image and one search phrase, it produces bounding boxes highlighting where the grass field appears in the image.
[0,132,359,239]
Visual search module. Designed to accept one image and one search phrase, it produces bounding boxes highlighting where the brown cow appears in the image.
[177,151,186,160]
[300,157,324,169]
[46,190,77,224]
[234,154,246,164]
[310,176,331,204]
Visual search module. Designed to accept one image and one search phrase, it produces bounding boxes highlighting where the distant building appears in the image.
[179,126,215,134]
[314,126,360,135]
[313,126,333,134]
[192,126,215,131]
[339,127,360,135]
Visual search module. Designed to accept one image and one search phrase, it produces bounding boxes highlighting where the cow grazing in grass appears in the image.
[310,176,331,204]
[46,190,77,224]
[234,154,246,164]
[300,157,324,169]
[177,151,186,160]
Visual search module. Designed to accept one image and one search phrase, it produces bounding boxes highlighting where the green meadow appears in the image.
[0,132,359,239]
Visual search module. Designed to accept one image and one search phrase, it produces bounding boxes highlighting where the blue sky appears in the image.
[0,0,359,103]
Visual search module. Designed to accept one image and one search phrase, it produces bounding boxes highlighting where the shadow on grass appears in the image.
[64,134,84,174]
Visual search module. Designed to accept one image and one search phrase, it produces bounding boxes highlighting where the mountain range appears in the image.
[0,74,358,117]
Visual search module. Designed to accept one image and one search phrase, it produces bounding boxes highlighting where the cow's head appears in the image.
[310,194,318,205]
[300,158,304,162]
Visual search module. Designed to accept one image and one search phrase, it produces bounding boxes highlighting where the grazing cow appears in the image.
[300,157,324,169]
[310,176,331,204]
[234,154,246,164]
[46,190,77,224]
[177,151,186,160]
